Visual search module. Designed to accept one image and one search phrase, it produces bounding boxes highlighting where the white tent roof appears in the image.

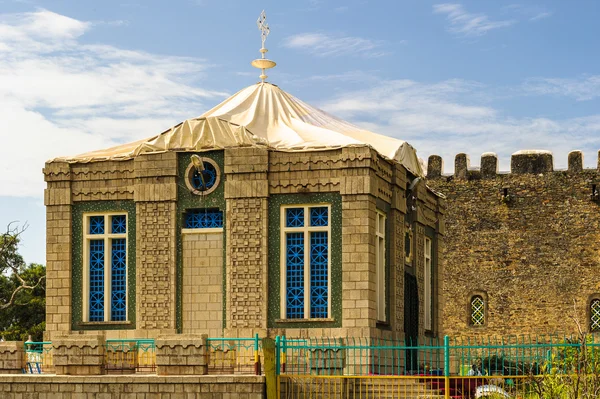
[51,82,424,176]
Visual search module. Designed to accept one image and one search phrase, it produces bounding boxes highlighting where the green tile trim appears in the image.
[267,193,342,329]
[175,151,226,333]
[72,200,137,330]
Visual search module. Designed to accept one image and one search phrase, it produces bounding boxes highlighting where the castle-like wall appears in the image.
[427,150,600,336]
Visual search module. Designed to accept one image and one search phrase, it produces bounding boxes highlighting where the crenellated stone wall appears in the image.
[427,150,600,337]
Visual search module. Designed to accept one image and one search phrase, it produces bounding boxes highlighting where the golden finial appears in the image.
[251,10,276,82]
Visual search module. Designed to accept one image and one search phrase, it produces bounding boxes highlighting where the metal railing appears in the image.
[23,341,53,374]
[278,336,444,376]
[105,339,156,374]
[278,334,600,399]
[206,334,262,375]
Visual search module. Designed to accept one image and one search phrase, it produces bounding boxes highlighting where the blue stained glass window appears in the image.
[191,162,218,191]
[310,207,328,227]
[310,232,328,318]
[111,215,126,234]
[111,239,127,321]
[89,239,105,321]
[185,209,224,228]
[286,208,304,228]
[286,232,305,319]
[89,216,104,235]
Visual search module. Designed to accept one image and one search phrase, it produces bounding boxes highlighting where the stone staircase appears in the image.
[354,377,446,399]
[280,376,450,399]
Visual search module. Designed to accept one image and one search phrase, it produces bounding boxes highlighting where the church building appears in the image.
[42,28,444,342]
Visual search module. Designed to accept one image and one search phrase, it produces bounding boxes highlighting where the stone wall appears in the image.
[0,375,265,399]
[134,153,178,334]
[44,144,444,341]
[136,202,177,332]
[225,197,268,336]
[43,161,72,340]
[427,150,600,337]
[182,232,223,337]
[225,147,269,337]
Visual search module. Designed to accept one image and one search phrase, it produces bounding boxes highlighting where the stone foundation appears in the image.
[0,375,265,399]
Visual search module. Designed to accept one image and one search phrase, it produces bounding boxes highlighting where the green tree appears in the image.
[0,224,46,341]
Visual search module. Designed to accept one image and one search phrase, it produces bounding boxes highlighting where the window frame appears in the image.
[184,157,221,196]
[82,212,129,323]
[591,298,600,332]
[470,295,485,326]
[376,211,387,323]
[279,204,332,320]
[424,237,432,331]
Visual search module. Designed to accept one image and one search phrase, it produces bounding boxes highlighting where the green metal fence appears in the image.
[206,335,262,375]
[277,334,600,377]
[23,341,53,374]
[277,334,600,399]
[105,339,156,373]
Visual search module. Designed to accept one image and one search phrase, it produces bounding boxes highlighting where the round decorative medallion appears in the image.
[184,157,221,195]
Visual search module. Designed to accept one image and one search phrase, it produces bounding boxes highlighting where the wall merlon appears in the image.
[454,153,470,180]
[481,152,498,178]
[568,150,583,172]
[427,155,443,178]
[511,150,553,174]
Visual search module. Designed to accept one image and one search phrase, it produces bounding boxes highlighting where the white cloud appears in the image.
[0,9,226,197]
[433,3,516,36]
[282,32,387,57]
[319,79,600,172]
[529,11,552,21]
[505,4,553,22]
[522,76,600,101]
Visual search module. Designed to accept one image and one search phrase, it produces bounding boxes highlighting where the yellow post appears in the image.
[263,338,277,399]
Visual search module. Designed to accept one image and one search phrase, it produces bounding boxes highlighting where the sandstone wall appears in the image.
[427,150,600,337]
[0,375,264,399]
[44,145,444,341]
[182,232,223,337]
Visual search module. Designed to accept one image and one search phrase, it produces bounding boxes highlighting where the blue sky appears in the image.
[0,0,599,264]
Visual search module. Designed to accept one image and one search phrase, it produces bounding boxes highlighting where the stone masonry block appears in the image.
[156,334,208,375]
[52,334,105,375]
[309,338,345,375]
[0,341,25,374]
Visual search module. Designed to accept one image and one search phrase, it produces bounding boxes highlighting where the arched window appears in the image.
[471,295,485,326]
[591,299,600,332]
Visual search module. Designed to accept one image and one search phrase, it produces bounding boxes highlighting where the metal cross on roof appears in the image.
[257,10,270,49]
